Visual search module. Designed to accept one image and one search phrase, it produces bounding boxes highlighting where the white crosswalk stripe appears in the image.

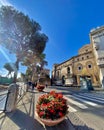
[65,96,88,109]
[75,93,104,104]
[68,94,97,106]
[79,93,104,101]
[84,92,104,97]
[64,92,104,113]
[0,111,3,113]
[68,105,77,112]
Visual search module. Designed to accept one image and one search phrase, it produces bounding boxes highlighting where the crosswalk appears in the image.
[65,92,104,113]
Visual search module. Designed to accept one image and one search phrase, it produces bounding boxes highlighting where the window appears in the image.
[87,55,89,58]
[78,66,82,70]
[86,61,92,69]
[88,64,92,68]
[82,57,84,60]
[67,67,70,74]
[77,58,79,61]
[77,64,83,71]
[57,71,59,76]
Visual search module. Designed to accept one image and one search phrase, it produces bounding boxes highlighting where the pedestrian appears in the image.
[45,82,48,88]
[35,82,37,87]
[32,82,35,90]
[28,81,32,86]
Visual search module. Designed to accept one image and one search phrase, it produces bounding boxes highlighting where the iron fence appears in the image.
[0,82,27,113]
[0,90,8,112]
[16,82,27,103]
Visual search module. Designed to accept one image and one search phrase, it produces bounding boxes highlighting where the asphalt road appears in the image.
[47,86,104,130]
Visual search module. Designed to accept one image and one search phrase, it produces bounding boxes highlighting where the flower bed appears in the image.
[36,91,68,121]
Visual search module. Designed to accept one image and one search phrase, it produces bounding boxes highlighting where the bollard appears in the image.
[5,83,19,112]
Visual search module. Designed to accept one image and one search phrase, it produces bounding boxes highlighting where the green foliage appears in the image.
[3,63,15,77]
[0,5,48,82]
[0,5,48,63]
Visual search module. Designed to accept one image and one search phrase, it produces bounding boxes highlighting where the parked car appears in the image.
[55,80,62,86]
[65,78,73,86]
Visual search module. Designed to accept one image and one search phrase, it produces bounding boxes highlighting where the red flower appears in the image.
[49,91,56,95]
[39,111,44,117]
[50,109,55,113]
[36,91,68,120]
[57,93,63,98]
[59,112,64,117]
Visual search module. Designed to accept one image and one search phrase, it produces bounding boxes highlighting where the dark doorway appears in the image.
[62,75,65,86]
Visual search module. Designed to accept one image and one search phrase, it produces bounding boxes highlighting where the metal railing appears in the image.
[16,82,27,103]
[0,82,27,113]
[0,90,8,111]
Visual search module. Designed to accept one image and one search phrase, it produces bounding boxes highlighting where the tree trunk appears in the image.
[13,58,19,83]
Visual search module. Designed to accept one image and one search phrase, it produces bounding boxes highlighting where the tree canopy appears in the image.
[0,6,48,82]
[3,63,15,77]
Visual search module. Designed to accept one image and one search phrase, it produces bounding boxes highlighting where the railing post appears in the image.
[5,83,19,112]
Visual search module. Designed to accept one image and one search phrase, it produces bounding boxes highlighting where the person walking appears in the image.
[32,82,35,90]
[35,82,37,87]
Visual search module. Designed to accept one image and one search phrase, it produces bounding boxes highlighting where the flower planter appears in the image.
[35,111,66,126]
[37,85,45,92]
[36,91,68,126]
[37,88,44,92]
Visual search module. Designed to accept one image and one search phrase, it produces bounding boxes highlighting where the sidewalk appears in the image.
[0,89,93,130]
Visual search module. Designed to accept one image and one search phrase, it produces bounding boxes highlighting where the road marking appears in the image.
[68,95,97,106]
[65,96,88,109]
[68,105,77,112]
[79,93,104,101]
[74,94,104,104]
[0,111,3,114]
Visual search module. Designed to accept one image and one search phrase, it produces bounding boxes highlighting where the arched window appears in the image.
[82,57,84,60]
[67,67,70,74]
[57,71,59,77]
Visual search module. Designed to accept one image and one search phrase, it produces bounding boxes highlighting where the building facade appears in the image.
[90,26,104,89]
[37,68,51,85]
[52,26,104,88]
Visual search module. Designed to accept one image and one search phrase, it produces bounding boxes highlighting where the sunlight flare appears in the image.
[0,0,11,6]
[0,45,11,62]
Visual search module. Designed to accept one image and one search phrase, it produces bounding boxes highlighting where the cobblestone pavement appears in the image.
[0,87,98,130]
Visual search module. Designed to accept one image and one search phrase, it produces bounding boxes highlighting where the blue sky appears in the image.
[0,0,104,76]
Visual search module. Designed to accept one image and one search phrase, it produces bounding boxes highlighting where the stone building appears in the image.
[51,26,104,87]
[38,68,51,86]
[90,26,104,88]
